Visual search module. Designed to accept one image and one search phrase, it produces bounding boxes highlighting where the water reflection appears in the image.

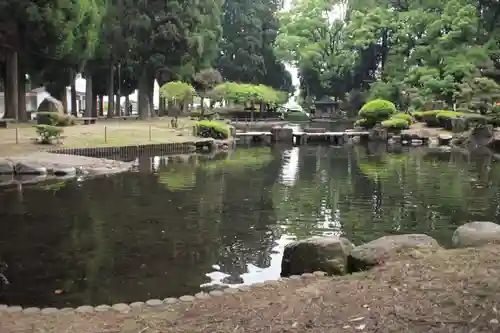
[1,144,500,307]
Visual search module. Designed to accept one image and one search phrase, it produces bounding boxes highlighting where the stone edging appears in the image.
[0,271,327,315]
[48,141,216,158]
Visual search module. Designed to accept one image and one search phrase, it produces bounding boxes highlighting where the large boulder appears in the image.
[37,96,64,114]
[0,159,14,174]
[347,234,441,272]
[452,222,500,248]
[281,236,354,277]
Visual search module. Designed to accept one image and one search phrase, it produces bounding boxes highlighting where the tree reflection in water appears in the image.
[0,145,500,307]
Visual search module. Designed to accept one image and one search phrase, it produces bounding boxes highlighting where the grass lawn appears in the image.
[0,117,200,157]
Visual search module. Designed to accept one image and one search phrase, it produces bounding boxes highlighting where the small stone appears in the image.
[301,273,314,278]
[224,288,239,294]
[129,302,145,310]
[76,305,94,313]
[355,323,366,330]
[146,299,163,307]
[313,271,326,277]
[0,304,8,311]
[94,305,111,312]
[41,308,59,315]
[179,295,196,302]
[290,275,302,280]
[490,319,499,325]
[163,298,178,304]
[195,292,211,300]
[23,307,40,314]
[237,286,251,292]
[209,290,224,297]
[59,308,74,313]
[6,306,22,313]
[251,282,266,288]
[112,303,131,312]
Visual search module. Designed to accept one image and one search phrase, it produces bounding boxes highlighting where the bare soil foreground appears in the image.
[0,118,198,157]
[2,245,500,333]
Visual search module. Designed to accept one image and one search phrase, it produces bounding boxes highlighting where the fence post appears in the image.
[15,128,19,144]
[104,126,107,143]
[149,125,152,141]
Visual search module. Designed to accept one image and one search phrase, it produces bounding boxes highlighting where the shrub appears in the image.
[358,99,397,123]
[35,125,63,144]
[195,120,230,139]
[283,111,310,121]
[354,118,376,129]
[412,111,424,122]
[391,112,414,124]
[418,110,442,127]
[381,118,410,130]
[36,112,75,126]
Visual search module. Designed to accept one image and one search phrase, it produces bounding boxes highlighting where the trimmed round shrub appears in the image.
[419,110,441,127]
[412,111,424,122]
[358,99,397,122]
[381,118,410,131]
[35,124,63,144]
[195,120,230,139]
[391,112,414,124]
[354,118,376,129]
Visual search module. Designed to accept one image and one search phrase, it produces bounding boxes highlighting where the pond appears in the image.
[1,144,500,308]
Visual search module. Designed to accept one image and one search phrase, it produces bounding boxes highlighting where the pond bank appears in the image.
[2,243,500,332]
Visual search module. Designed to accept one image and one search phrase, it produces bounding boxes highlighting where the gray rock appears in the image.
[51,167,77,176]
[348,234,441,272]
[112,303,131,312]
[438,133,453,146]
[452,222,500,248]
[14,162,47,175]
[41,307,59,315]
[281,236,354,277]
[0,159,14,174]
[75,305,94,313]
[37,96,64,114]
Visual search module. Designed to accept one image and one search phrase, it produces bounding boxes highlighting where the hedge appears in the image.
[381,118,410,130]
[195,120,230,139]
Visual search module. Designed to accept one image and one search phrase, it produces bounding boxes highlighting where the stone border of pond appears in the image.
[0,271,328,315]
[48,139,218,157]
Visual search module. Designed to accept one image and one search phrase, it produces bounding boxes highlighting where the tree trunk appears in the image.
[5,50,18,120]
[116,63,121,116]
[98,94,104,116]
[148,80,155,117]
[125,95,130,115]
[17,61,27,122]
[115,93,120,117]
[200,96,205,118]
[84,74,92,117]
[159,96,166,116]
[60,89,68,114]
[70,71,77,116]
[137,71,151,120]
[107,63,114,118]
[91,90,98,118]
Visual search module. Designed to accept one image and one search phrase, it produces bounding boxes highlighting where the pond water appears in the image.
[1,143,500,308]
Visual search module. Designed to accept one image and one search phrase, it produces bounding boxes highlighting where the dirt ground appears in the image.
[0,118,198,157]
[2,245,500,333]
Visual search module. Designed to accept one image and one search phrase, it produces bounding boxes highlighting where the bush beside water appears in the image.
[356,99,397,129]
[195,120,230,139]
